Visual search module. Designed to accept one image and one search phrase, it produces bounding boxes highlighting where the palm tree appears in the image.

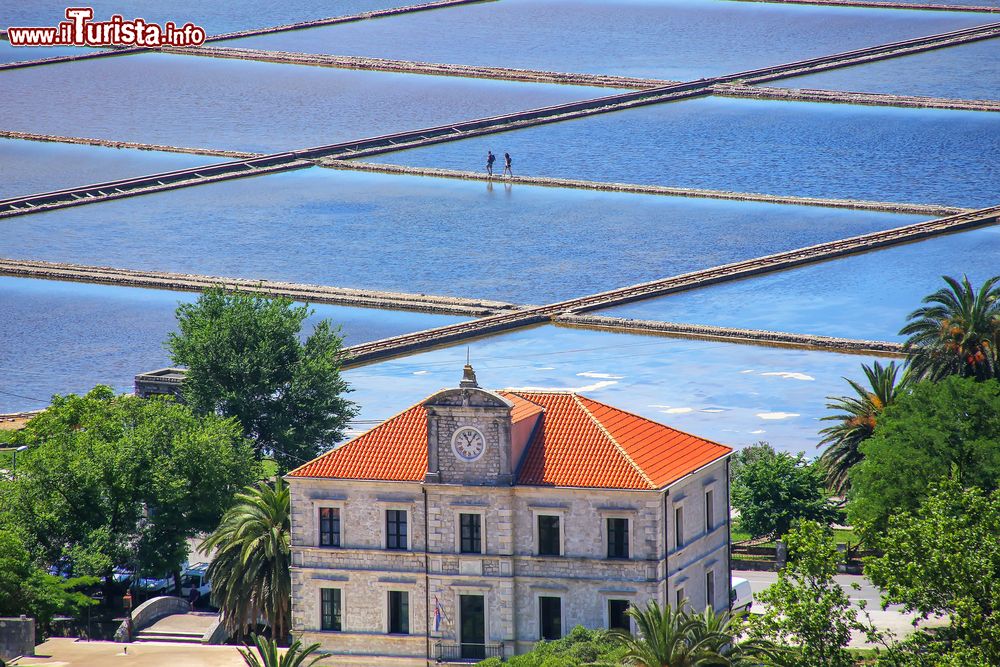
[201,478,291,643]
[239,634,326,667]
[616,600,779,666]
[900,274,1000,382]
[817,361,909,495]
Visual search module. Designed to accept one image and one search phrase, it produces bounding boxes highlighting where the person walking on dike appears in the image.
[503,152,513,178]
[486,150,496,177]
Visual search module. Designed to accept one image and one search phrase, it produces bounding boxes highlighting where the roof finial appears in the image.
[460,349,479,388]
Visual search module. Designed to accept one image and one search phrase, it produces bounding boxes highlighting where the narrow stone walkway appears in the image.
[327,160,968,216]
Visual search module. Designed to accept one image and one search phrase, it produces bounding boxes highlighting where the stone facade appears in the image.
[289,374,731,666]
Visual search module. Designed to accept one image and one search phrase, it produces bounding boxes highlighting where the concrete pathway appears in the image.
[11,638,248,667]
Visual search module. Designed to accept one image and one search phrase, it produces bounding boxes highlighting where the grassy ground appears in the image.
[732,524,858,545]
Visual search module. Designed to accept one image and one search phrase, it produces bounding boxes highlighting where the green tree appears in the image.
[617,600,779,667]
[732,448,838,539]
[818,361,909,495]
[201,478,291,642]
[0,530,98,631]
[6,386,258,586]
[239,634,326,667]
[847,376,1000,532]
[168,288,358,472]
[865,479,1000,665]
[750,521,878,667]
[900,274,999,382]
[476,625,626,666]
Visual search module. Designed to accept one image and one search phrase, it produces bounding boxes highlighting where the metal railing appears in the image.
[434,641,505,662]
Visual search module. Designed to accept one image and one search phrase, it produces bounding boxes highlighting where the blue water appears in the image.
[0,139,224,199]
[599,226,1000,342]
[0,277,467,412]
[368,96,1000,208]
[0,168,923,303]
[343,323,896,452]
[223,0,987,80]
[2,1,422,37]
[0,41,99,63]
[775,38,1000,100]
[0,53,609,153]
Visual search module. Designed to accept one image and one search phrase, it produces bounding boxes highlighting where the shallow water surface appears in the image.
[0,277,467,412]
[368,96,1000,207]
[599,227,1000,342]
[0,168,923,303]
[2,1,419,37]
[0,139,223,199]
[344,324,895,452]
[225,0,985,80]
[0,53,609,153]
[775,38,1000,100]
[0,41,98,63]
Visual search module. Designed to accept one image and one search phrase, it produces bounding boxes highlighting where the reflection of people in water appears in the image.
[486,151,496,177]
[503,152,512,177]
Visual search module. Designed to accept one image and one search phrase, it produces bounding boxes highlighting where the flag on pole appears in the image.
[434,596,442,632]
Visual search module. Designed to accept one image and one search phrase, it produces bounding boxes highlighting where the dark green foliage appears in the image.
[866,480,1000,666]
[750,521,878,667]
[201,479,291,642]
[818,361,909,495]
[5,386,258,580]
[0,530,98,630]
[847,377,1000,532]
[168,288,358,472]
[900,274,999,382]
[475,626,625,666]
[732,447,838,539]
[239,633,326,667]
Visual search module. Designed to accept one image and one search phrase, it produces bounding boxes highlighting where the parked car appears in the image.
[731,576,754,613]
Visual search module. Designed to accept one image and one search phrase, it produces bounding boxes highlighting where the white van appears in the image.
[179,562,212,598]
[730,577,754,613]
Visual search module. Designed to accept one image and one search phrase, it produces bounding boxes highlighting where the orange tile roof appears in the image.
[288,390,731,489]
[287,404,427,481]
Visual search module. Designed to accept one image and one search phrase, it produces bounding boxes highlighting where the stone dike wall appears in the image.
[554,314,906,355]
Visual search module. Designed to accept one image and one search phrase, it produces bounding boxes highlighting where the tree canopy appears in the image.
[818,361,909,495]
[168,288,358,472]
[900,274,999,382]
[865,480,1000,665]
[847,376,1000,532]
[731,446,838,539]
[5,386,258,581]
[750,521,877,667]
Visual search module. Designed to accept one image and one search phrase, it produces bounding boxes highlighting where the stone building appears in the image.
[287,365,733,665]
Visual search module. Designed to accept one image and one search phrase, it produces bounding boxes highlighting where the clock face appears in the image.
[451,427,486,462]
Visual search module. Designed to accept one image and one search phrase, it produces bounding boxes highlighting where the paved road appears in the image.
[733,569,931,647]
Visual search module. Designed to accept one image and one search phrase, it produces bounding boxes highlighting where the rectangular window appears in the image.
[606,517,629,559]
[675,588,685,610]
[674,506,684,549]
[608,599,630,632]
[539,596,562,640]
[386,509,408,550]
[320,588,342,631]
[319,507,340,547]
[706,570,716,610]
[388,591,409,634]
[537,515,561,556]
[460,513,482,554]
[705,489,714,533]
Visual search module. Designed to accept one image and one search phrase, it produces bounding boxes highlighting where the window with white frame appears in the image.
[674,505,684,549]
[705,489,714,533]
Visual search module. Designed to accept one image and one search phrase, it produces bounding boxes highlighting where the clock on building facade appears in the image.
[451,426,486,462]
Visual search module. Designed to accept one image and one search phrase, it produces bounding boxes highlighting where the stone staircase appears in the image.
[134,611,219,644]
